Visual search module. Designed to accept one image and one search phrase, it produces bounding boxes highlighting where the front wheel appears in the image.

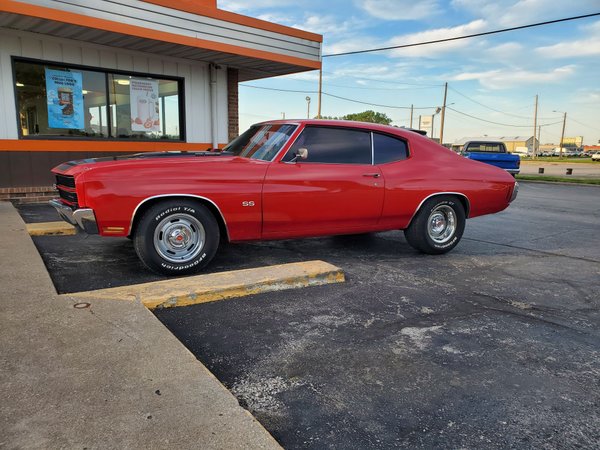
[404,196,466,255]
[133,200,219,275]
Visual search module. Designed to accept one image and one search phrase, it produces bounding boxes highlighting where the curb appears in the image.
[66,260,345,309]
[26,221,76,236]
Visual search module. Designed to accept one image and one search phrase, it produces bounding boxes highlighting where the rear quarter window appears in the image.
[373,133,408,164]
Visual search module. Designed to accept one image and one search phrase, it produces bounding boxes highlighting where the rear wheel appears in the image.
[133,199,219,275]
[404,196,465,254]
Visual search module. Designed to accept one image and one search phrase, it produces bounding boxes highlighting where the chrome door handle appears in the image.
[363,173,380,178]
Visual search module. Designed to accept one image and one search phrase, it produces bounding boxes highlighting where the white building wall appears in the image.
[0,29,227,144]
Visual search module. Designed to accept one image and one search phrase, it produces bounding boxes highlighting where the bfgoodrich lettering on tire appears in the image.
[133,199,219,275]
[404,195,466,255]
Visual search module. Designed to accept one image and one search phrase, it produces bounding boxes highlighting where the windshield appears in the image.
[223,123,297,161]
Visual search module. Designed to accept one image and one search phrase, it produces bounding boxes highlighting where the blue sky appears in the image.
[219,0,600,146]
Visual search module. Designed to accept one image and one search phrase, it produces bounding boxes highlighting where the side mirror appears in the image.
[291,147,308,163]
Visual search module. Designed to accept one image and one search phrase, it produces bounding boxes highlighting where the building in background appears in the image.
[562,136,584,149]
[0,0,322,200]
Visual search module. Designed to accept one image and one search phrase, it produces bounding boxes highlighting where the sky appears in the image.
[219,0,600,146]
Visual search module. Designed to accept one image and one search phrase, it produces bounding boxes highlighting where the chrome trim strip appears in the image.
[73,209,99,234]
[128,194,230,241]
[506,169,520,174]
[49,199,76,225]
[370,132,375,165]
[49,199,98,234]
[407,192,471,226]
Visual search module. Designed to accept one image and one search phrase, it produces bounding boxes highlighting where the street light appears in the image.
[553,110,567,159]
[305,96,311,119]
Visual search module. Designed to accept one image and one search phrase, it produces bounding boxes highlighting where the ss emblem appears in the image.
[242,201,255,207]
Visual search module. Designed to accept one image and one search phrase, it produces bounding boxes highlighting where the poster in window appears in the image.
[45,69,84,129]
[130,78,160,132]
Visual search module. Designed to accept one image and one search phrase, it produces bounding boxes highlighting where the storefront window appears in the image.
[13,59,183,141]
[108,75,180,139]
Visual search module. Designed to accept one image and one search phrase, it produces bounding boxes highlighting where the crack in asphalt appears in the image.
[463,237,600,264]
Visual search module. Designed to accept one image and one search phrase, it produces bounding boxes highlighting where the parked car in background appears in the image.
[592,152,600,162]
[461,140,520,176]
[50,120,518,275]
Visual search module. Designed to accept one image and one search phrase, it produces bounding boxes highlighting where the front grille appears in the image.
[55,175,78,206]
[58,189,78,204]
[55,174,75,188]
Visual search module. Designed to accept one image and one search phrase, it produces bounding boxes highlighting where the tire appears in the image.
[404,195,466,255]
[133,199,220,275]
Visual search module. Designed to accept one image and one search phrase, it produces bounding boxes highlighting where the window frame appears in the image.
[11,56,186,142]
[281,125,374,165]
[281,125,412,166]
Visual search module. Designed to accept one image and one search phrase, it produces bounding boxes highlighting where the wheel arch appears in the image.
[407,192,470,228]
[128,194,230,242]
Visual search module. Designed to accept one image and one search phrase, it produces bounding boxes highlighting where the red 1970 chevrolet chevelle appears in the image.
[50,120,518,275]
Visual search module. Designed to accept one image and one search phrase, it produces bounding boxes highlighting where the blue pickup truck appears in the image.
[461,140,520,176]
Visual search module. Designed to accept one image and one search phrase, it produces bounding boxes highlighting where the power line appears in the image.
[448,87,561,121]
[446,107,563,128]
[321,92,436,110]
[568,117,600,133]
[240,84,317,94]
[321,71,443,87]
[323,13,600,57]
[239,83,437,110]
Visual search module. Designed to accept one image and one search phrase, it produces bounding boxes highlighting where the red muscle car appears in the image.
[50,120,518,275]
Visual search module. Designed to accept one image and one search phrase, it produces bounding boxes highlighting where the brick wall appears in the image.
[0,186,57,204]
[227,68,239,142]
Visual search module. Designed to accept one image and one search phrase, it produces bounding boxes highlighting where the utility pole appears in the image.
[532,94,538,159]
[559,111,567,159]
[537,125,541,156]
[317,68,322,119]
[410,104,414,128]
[439,82,448,144]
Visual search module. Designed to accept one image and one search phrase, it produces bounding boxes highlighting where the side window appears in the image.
[283,127,372,164]
[373,133,408,164]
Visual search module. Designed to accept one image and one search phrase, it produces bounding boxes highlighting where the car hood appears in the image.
[52,151,238,176]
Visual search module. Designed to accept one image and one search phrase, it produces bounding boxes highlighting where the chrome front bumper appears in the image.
[49,199,99,234]
[509,182,519,203]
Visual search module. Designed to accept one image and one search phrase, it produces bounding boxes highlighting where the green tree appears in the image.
[342,110,392,125]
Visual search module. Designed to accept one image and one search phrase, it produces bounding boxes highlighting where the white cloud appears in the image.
[536,19,600,58]
[451,0,600,27]
[386,19,489,58]
[218,0,298,13]
[291,15,368,37]
[537,38,600,58]
[356,0,442,21]
[452,65,576,89]
[486,42,524,60]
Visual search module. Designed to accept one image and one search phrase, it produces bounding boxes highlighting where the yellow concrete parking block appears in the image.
[26,221,76,236]
[68,260,345,309]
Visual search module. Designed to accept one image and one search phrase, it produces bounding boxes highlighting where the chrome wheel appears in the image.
[427,205,456,244]
[153,213,205,263]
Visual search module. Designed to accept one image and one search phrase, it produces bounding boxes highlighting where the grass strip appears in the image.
[516,175,600,185]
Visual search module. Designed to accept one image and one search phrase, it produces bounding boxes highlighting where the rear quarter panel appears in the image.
[379,136,514,229]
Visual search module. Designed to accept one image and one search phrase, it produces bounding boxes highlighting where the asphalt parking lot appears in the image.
[18,182,600,449]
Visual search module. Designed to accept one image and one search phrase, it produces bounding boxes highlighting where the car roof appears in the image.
[253,119,424,139]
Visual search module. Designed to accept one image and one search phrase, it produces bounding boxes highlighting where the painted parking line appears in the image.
[26,221,76,236]
[66,260,345,309]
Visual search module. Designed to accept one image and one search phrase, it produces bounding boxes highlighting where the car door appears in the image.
[262,126,384,239]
